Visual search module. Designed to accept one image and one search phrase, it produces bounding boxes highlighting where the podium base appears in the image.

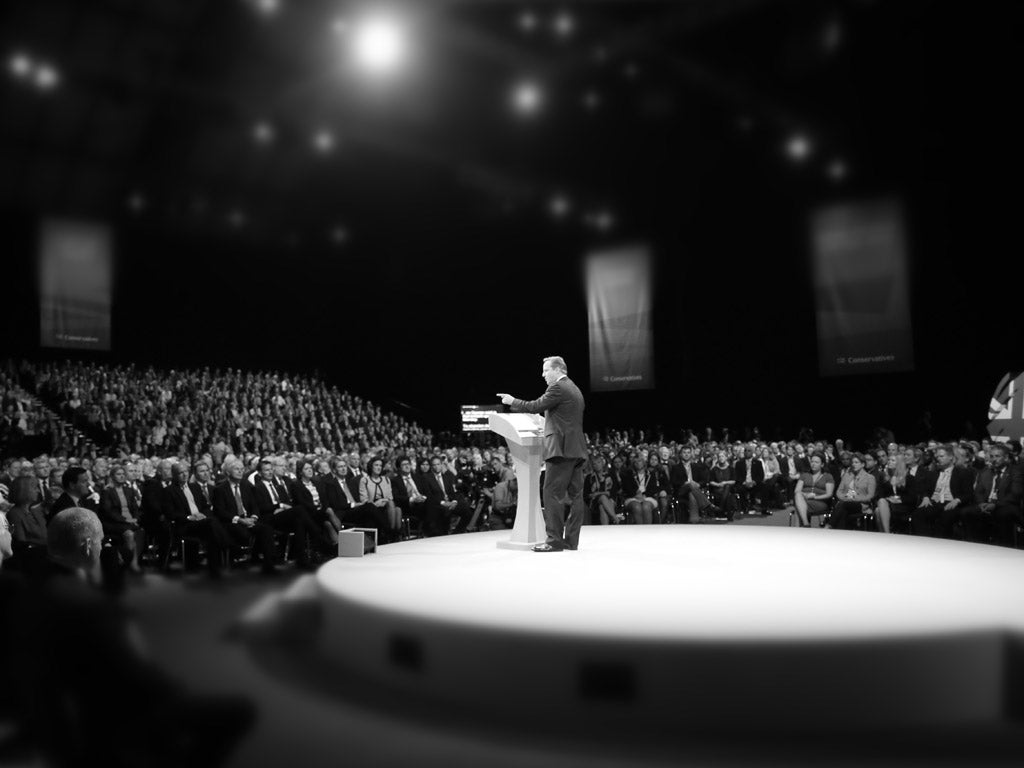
[496,539,546,551]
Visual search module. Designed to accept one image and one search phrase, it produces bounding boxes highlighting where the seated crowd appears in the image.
[1,359,1022,584]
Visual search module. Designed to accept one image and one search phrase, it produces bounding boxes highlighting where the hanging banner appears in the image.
[812,199,914,376]
[587,245,654,392]
[39,219,112,351]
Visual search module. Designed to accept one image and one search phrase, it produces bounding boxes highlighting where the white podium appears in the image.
[488,412,546,550]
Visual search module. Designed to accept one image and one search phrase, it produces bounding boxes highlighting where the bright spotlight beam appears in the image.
[351,16,408,76]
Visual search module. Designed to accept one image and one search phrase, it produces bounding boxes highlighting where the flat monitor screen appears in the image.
[461,404,501,432]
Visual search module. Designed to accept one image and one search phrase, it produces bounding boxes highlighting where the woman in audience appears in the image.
[708,449,737,516]
[647,451,672,523]
[360,456,400,543]
[99,464,146,573]
[793,452,834,527]
[6,476,48,575]
[293,458,341,545]
[620,453,660,525]
[874,454,909,534]
[585,454,622,525]
[830,453,877,530]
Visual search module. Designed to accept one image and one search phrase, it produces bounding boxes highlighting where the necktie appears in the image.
[340,478,355,505]
[406,477,417,496]
[989,470,1001,502]
[684,463,692,483]
[183,485,200,516]
[233,483,246,517]
[267,480,279,504]
[437,474,449,501]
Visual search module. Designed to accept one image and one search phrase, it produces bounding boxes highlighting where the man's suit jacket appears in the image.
[972,465,1024,506]
[320,474,358,516]
[50,492,98,519]
[510,376,586,461]
[252,476,290,521]
[422,471,461,506]
[161,483,208,524]
[211,479,259,525]
[140,479,169,526]
[917,465,975,506]
[391,473,424,508]
[669,461,708,493]
[734,458,765,484]
[188,481,214,515]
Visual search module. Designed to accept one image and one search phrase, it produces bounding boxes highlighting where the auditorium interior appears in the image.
[1,1,1022,767]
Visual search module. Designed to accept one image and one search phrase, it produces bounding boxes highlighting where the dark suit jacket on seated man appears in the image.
[498,355,587,552]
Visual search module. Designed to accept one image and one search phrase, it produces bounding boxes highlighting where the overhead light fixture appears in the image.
[8,52,32,79]
[252,121,275,145]
[33,62,59,90]
[518,12,538,33]
[785,134,812,162]
[549,194,571,219]
[252,0,280,16]
[313,129,335,153]
[350,14,408,76]
[511,80,543,116]
[827,159,848,182]
[553,11,575,38]
[330,227,349,245]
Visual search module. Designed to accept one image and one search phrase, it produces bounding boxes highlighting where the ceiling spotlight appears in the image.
[518,12,538,33]
[330,227,349,245]
[582,89,601,111]
[127,192,146,213]
[785,134,812,162]
[586,209,615,232]
[511,80,543,115]
[827,159,848,182]
[8,52,32,79]
[313,129,335,153]
[252,121,274,144]
[228,209,246,228]
[549,194,571,218]
[553,11,575,38]
[252,0,280,16]
[33,63,59,90]
[331,17,349,35]
[822,19,843,53]
[623,62,639,79]
[736,115,754,132]
[351,15,408,76]
[593,46,608,63]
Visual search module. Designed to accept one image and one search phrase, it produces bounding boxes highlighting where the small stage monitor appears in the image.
[460,404,501,432]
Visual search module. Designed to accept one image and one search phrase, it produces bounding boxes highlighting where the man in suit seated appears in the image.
[251,458,327,570]
[669,446,716,523]
[912,444,975,538]
[162,464,230,577]
[320,457,379,530]
[391,456,427,528]
[960,443,1024,546]
[98,464,146,574]
[422,455,472,537]
[734,447,767,514]
[49,467,99,520]
[211,457,280,575]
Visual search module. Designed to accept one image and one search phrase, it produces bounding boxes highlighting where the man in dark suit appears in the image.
[421,455,472,537]
[139,459,174,533]
[670,446,715,523]
[733,448,766,514]
[498,355,587,552]
[320,458,378,529]
[162,464,229,577]
[50,467,99,520]
[189,460,216,516]
[912,444,975,538]
[251,458,325,569]
[392,456,427,524]
[211,457,279,574]
[959,443,1024,546]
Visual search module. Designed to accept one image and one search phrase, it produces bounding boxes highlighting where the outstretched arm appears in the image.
[497,383,563,415]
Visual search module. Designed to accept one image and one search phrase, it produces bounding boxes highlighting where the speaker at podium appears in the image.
[488,412,546,550]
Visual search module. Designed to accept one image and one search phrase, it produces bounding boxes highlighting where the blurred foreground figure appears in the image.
[0,507,254,767]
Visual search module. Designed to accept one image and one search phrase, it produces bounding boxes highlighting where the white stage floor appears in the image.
[308,528,1024,734]
[317,527,1024,641]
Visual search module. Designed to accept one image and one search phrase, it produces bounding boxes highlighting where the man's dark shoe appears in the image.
[532,542,564,552]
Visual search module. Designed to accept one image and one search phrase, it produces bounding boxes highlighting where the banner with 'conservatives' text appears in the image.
[39,219,112,351]
[812,200,914,376]
[587,245,654,392]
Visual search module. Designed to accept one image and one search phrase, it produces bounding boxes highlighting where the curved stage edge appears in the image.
[309,527,1024,734]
